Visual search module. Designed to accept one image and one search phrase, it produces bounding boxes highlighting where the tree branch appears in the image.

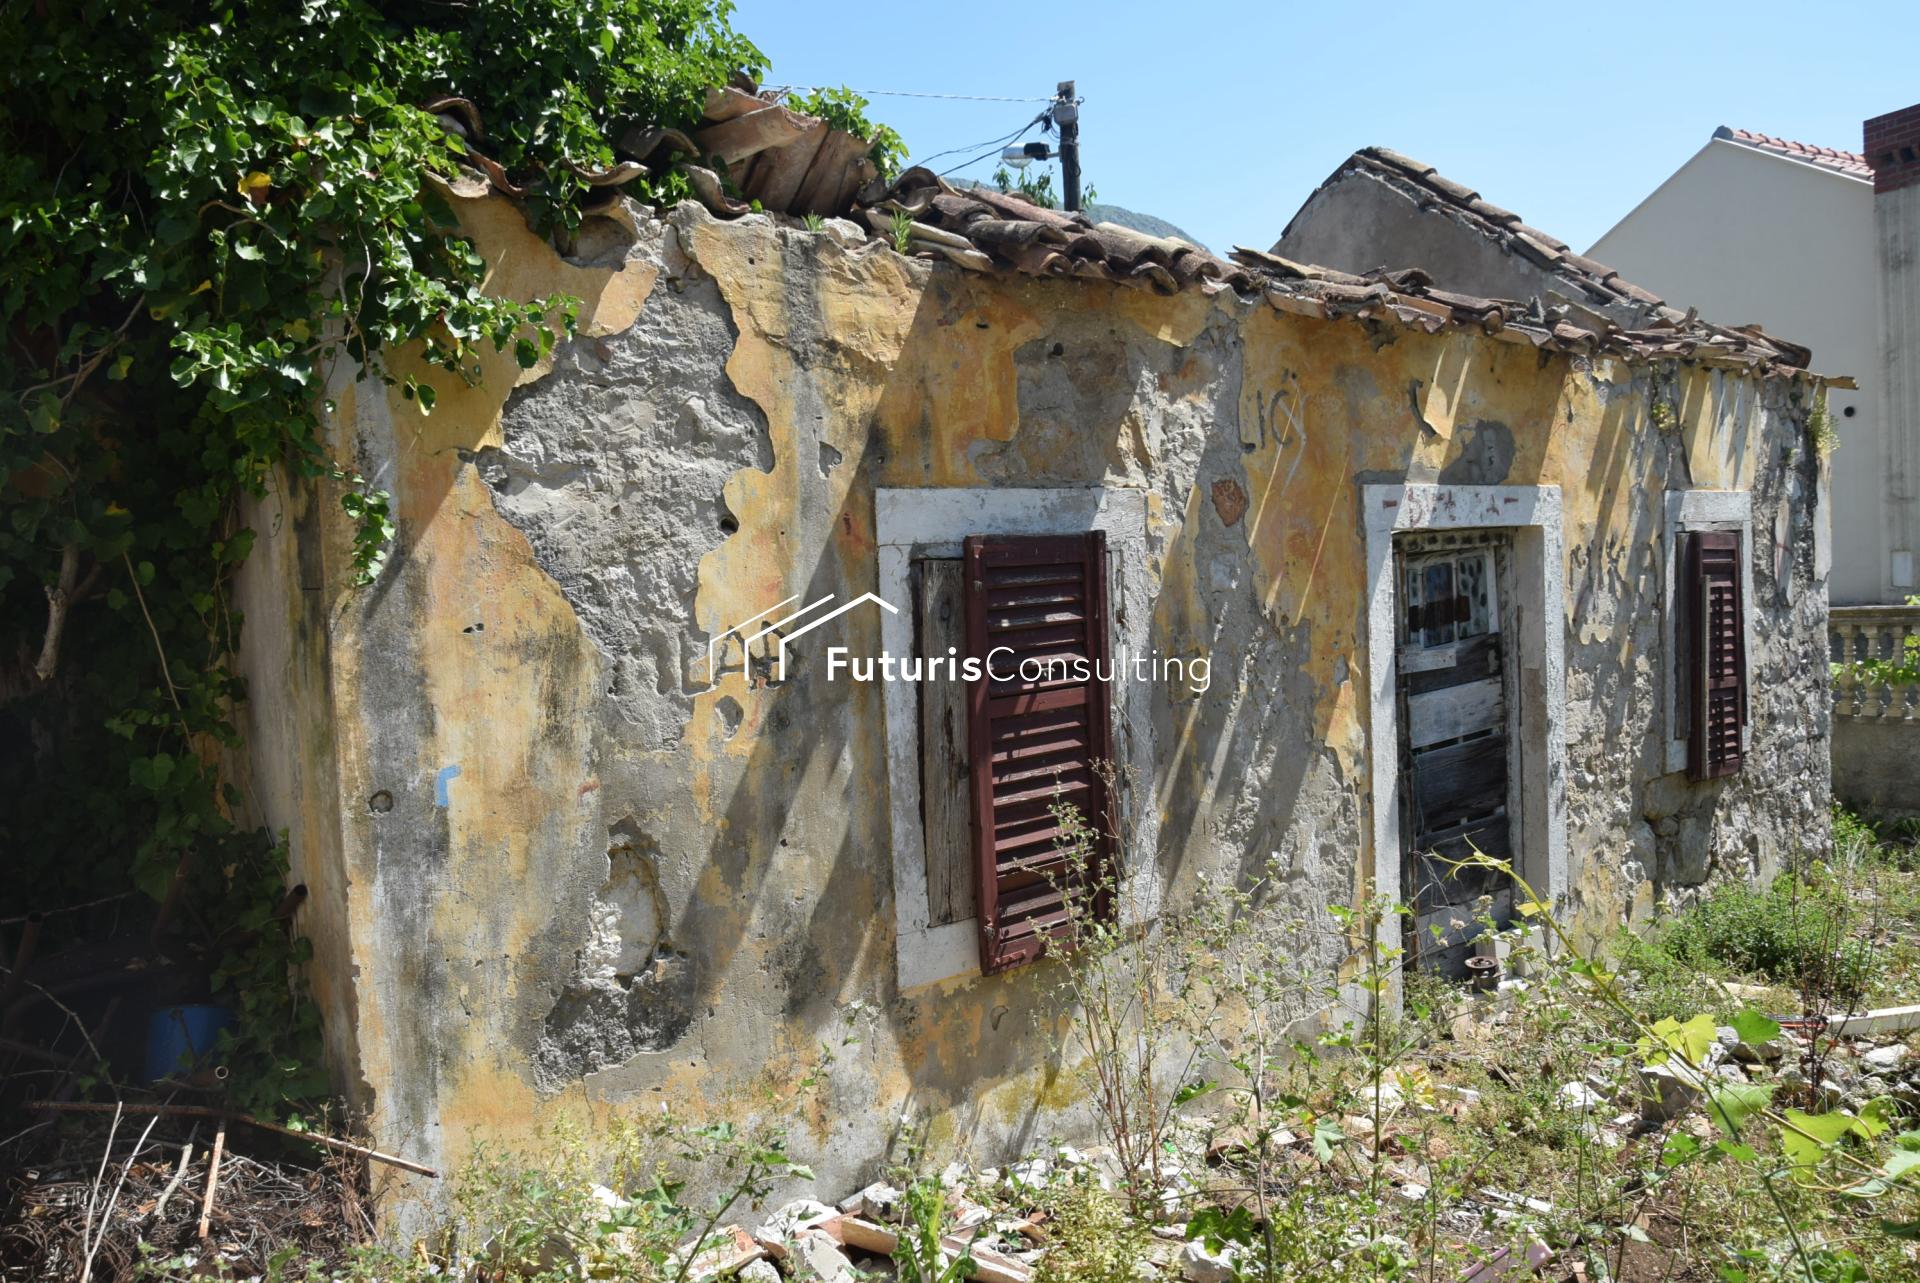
[32,544,102,685]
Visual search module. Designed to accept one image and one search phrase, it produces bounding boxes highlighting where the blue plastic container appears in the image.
[144,1004,234,1083]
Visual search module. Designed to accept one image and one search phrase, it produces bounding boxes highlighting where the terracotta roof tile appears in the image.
[1715,126,1873,179]
[848,161,1817,381]
[437,83,1829,385]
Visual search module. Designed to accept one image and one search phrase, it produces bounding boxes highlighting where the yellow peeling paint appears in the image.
[257,195,1817,1206]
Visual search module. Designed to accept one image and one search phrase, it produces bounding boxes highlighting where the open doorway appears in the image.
[1394,531,1515,974]
[1362,483,1568,996]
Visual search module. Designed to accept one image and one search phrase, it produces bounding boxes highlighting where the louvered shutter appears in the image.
[1686,531,1747,781]
[963,532,1116,974]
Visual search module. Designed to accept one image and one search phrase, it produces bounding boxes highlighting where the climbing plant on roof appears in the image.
[0,0,766,1116]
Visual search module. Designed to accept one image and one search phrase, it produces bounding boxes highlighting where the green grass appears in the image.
[1652,864,1864,988]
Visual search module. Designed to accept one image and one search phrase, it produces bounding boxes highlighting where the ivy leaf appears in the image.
[1311,1114,1344,1162]
[1780,1109,1859,1179]
[1643,1014,1717,1067]
[1881,1148,1920,1182]
[1853,1096,1898,1141]
[1662,1132,1700,1167]
[1188,1205,1257,1251]
[1174,1078,1216,1106]
[1705,1082,1772,1137]
[1729,1009,1780,1047]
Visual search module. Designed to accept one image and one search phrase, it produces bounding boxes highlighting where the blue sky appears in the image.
[733,0,1912,255]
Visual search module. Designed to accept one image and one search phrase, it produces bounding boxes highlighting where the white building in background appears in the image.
[1591,121,1917,605]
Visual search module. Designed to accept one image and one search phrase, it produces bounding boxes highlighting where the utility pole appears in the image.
[1054,80,1080,212]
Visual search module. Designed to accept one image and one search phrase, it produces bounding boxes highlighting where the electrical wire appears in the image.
[763,85,1055,103]
[916,113,1050,177]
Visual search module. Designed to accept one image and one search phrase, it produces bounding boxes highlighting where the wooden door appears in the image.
[1395,538,1513,973]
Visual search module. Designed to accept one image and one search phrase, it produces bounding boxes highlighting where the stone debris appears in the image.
[739,1260,784,1283]
[1637,1061,1706,1123]
[791,1228,859,1283]
[1862,1043,1911,1072]
[639,1007,1913,1283]
[1556,1081,1607,1111]
[839,1181,904,1220]
[1824,1004,1920,1039]
[757,1199,840,1253]
[1178,1239,1242,1283]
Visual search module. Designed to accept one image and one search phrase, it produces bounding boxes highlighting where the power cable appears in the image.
[937,128,1046,180]
[764,85,1055,103]
[918,113,1050,177]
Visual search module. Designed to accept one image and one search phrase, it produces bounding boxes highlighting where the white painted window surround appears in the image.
[1662,490,1755,776]
[875,487,1159,991]
[1362,484,1569,917]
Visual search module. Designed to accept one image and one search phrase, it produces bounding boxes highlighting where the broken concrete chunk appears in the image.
[681,1226,769,1283]
[739,1261,782,1283]
[1862,1044,1911,1073]
[838,1181,903,1221]
[1637,1062,1704,1122]
[820,218,866,248]
[791,1229,858,1283]
[1179,1240,1243,1283]
[1732,1036,1785,1065]
[758,1199,839,1247]
[1826,1005,1920,1039]
[1556,1081,1606,1111]
[1005,1157,1051,1188]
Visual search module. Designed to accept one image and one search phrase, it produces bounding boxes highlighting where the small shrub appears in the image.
[1651,866,1868,992]
[889,208,916,254]
[787,85,907,181]
[1031,1181,1149,1283]
[894,1178,974,1283]
[1832,803,1883,868]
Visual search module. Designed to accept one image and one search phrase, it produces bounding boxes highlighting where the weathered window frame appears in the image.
[875,487,1157,991]
[1662,490,1754,777]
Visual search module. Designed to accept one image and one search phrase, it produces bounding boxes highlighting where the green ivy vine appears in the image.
[2,0,767,1118]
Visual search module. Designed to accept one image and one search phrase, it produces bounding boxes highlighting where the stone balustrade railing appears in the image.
[1831,604,1920,721]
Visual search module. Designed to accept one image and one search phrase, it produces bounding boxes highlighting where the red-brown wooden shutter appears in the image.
[963,532,1115,974]
[1686,530,1747,781]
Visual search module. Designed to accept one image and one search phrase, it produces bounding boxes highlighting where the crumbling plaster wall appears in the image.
[234,191,1829,1222]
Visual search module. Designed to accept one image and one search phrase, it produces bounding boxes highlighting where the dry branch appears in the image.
[24,1100,438,1177]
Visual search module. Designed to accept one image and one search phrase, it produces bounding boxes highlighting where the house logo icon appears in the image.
[705,592,900,685]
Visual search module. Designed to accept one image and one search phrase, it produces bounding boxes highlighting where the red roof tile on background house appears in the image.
[1714,126,1873,179]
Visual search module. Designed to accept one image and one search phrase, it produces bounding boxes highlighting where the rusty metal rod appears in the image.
[24,1101,438,1177]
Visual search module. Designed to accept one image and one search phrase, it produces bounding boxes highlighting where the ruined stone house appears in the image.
[232,98,1836,1209]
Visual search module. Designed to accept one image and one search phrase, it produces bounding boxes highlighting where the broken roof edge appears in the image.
[1258,145,1829,379]
[720,172,1829,384]
[426,79,1830,386]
